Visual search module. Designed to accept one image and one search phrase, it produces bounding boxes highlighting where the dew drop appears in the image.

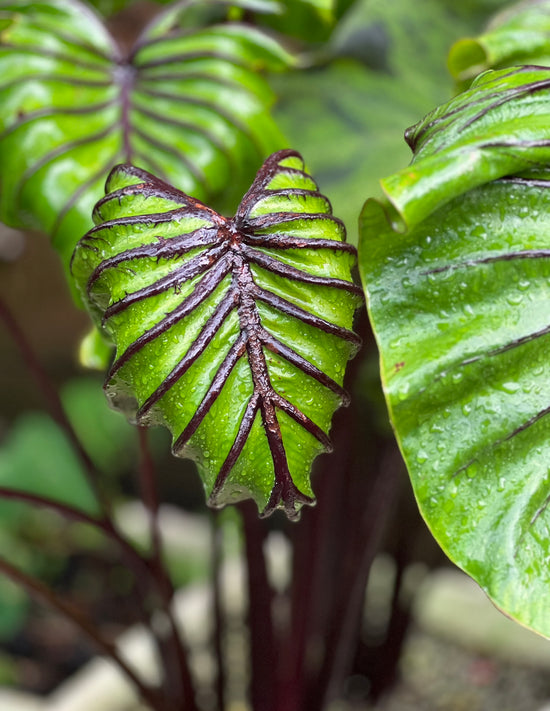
[506,293,523,306]
[500,381,520,394]
[416,450,428,464]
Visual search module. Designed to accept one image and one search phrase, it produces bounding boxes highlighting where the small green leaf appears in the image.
[0,0,290,279]
[72,150,362,519]
[449,0,550,85]
[359,66,550,636]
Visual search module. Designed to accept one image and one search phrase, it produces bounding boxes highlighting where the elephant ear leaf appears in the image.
[0,0,290,275]
[359,66,550,637]
[72,150,362,519]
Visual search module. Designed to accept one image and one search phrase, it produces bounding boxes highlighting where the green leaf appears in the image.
[86,0,283,20]
[61,376,135,475]
[0,0,290,279]
[72,149,362,519]
[256,0,336,43]
[272,0,501,243]
[449,0,550,86]
[0,413,99,519]
[359,66,550,636]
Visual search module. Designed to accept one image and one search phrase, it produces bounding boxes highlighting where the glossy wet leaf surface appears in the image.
[0,0,289,274]
[72,150,362,519]
[359,66,550,636]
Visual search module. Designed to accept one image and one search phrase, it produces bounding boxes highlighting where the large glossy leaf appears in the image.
[0,0,290,274]
[359,66,550,636]
[72,149,362,519]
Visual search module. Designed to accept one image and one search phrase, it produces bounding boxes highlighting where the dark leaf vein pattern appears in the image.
[0,0,290,271]
[359,64,550,636]
[72,150,362,519]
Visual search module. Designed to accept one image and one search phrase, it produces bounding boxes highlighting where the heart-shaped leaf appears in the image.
[72,149,362,519]
[0,0,290,274]
[359,66,550,636]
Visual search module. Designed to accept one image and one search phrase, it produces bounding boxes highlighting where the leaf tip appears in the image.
[261,480,316,521]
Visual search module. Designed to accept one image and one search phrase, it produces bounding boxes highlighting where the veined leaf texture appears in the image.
[359,65,550,635]
[72,150,362,518]
[0,0,290,272]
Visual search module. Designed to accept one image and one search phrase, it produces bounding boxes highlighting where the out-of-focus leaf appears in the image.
[72,150,362,519]
[78,326,113,370]
[0,0,290,281]
[449,0,550,86]
[359,66,550,637]
[85,0,128,15]
[0,413,99,517]
[0,542,28,641]
[61,377,135,474]
[256,0,337,43]
[87,0,283,20]
[272,0,501,243]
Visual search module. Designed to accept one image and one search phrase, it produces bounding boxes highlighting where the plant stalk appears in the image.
[0,554,165,710]
[0,298,110,516]
[240,501,277,711]
[136,426,199,711]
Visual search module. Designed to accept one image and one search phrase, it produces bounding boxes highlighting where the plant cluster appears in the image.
[1,0,550,708]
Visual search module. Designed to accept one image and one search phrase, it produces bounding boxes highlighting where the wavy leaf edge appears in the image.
[359,64,550,637]
[73,149,363,520]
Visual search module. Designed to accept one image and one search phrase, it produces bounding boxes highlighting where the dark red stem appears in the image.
[0,555,164,710]
[240,501,277,711]
[211,512,227,711]
[136,427,199,711]
[0,298,110,516]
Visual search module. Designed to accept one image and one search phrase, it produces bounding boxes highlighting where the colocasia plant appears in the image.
[71,151,362,519]
[2,0,550,709]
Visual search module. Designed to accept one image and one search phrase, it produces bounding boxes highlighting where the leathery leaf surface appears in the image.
[0,0,289,274]
[359,66,550,636]
[72,150,362,519]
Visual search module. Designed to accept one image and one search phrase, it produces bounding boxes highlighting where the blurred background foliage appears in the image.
[0,0,523,697]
